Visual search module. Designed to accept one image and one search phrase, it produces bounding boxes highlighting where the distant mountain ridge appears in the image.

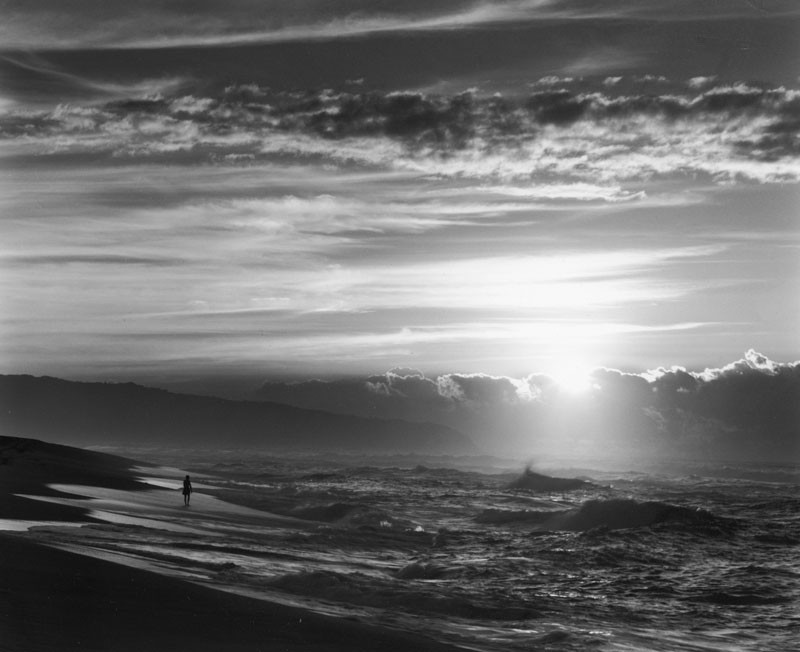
[0,375,474,454]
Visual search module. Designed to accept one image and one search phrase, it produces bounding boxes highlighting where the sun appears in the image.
[550,357,595,394]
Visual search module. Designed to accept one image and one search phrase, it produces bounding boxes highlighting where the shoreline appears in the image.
[0,437,464,651]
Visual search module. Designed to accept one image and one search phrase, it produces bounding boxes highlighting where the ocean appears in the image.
[18,453,800,651]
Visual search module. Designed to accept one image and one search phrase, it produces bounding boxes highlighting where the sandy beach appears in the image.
[0,534,464,652]
[0,437,462,651]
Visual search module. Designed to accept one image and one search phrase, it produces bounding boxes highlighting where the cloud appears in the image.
[0,1,563,50]
[563,48,644,76]
[367,369,447,404]
[297,246,726,315]
[0,145,730,374]
[4,83,800,186]
[0,1,558,50]
[1,254,184,267]
[3,75,797,393]
[641,351,800,458]
[0,54,187,108]
[5,0,799,50]
[254,351,800,461]
[688,76,718,89]
[695,348,785,380]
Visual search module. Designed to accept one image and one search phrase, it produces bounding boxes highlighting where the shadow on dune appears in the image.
[0,436,151,522]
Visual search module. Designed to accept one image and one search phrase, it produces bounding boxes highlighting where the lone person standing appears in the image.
[183,475,193,506]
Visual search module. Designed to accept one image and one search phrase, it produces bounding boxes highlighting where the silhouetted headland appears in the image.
[0,375,474,455]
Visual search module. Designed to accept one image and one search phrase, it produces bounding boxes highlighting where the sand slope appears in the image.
[0,436,149,523]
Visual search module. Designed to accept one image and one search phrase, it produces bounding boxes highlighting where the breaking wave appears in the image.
[475,508,565,525]
[477,499,732,533]
[560,499,729,532]
[506,466,590,492]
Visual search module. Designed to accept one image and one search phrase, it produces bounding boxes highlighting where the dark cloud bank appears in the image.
[255,351,800,463]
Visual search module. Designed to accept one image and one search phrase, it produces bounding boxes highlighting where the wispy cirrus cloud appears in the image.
[3,0,798,50]
[0,146,732,372]
[1,254,184,267]
[0,0,546,50]
[0,54,187,106]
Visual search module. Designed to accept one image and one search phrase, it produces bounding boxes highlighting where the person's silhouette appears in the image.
[182,475,193,506]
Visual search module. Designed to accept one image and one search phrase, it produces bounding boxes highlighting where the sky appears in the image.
[1,1,799,415]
